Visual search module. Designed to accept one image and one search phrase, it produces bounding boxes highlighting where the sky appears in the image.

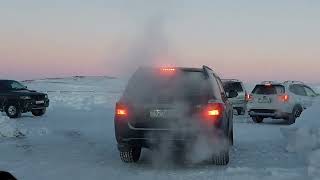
[0,0,320,83]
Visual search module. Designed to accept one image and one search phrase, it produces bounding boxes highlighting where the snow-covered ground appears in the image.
[0,77,318,180]
[281,96,320,180]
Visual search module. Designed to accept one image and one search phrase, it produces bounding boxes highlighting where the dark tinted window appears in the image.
[290,84,307,96]
[223,82,243,92]
[0,80,25,90]
[304,86,317,97]
[252,85,285,95]
[124,68,214,104]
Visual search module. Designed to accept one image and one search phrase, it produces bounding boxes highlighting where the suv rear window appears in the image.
[123,68,213,104]
[252,85,285,95]
[223,81,243,92]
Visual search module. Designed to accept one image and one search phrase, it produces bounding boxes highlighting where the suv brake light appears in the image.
[161,68,176,72]
[279,94,289,103]
[203,102,224,122]
[115,103,129,118]
[246,93,253,101]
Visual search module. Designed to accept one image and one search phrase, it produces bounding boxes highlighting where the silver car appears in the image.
[222,79,248,115]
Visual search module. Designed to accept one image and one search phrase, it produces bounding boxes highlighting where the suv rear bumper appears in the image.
[248,109,290,119]
[115,122,225,150]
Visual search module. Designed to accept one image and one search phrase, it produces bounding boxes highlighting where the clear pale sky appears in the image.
[0,0,319,83]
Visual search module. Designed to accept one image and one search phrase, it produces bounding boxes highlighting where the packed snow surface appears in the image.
[281,95,320,180]
[0,77,318,180]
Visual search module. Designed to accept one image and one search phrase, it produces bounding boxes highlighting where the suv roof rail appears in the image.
[283,80,305,84]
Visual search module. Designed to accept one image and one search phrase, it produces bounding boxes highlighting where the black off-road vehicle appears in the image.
[0,80,49,118]
[114,66,237,165]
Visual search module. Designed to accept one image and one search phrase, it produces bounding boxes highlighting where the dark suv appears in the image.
[0,80,49,118]
[114,66,237,165]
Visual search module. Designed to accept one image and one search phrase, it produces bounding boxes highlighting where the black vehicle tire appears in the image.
[212,150,229,165]
[119,147,141,163]
[5,104,21,119]
[229,129,234,146]
[252,116,264,123]
[31,108,46,117]
[287,107,301,125]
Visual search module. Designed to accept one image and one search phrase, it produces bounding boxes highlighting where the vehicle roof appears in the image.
[222,79,242,82]
[139,66,205,72]
[0,79,16,82]
[256,80,305,86]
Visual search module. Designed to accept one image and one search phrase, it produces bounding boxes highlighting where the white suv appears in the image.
[247,81,318,124]
[222,79,248,115]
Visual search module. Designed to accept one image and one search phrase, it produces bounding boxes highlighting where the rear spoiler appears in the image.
[202,65,213,79]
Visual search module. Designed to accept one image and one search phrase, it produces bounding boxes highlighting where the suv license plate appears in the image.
[36,100,45,104]
[258,98,271,103]
[150,109,173,119]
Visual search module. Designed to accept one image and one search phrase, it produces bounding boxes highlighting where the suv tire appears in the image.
[287,107,301,125]
[5,104,21,119]
[31,108,46,117]
[119,147,141,163]
[252,116,264,123]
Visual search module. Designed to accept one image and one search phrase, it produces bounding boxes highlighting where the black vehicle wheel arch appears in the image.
[3,99,22,109]
[293,104,303,118]
[5,103,21,118]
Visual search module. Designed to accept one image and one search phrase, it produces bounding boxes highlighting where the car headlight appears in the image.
[20,96,31,100]
[45,94,48,99]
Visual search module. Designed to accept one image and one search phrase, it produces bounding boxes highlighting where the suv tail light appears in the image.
[115,102,129,119]
[279,94,289,103]
[246,93,253,101]
[203,102,224,123]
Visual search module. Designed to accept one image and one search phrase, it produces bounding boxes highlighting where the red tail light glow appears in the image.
[279,94,289,102]
[115,103,129,118]
[245,91,249,101]
[161,68,176,72]
[203,103,224,124]
[246,93,253,101]
[116,109,127,116]
[208,109,220,116]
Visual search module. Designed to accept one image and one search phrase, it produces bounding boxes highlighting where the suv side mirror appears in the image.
[226,90,238,98]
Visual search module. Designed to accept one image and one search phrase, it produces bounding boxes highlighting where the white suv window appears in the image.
[304,86,317,97]
[290,84,307,96]
[252,85,285,95]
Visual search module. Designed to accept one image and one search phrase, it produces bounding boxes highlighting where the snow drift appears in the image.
[0,114,23,138]
[281,97,320,179]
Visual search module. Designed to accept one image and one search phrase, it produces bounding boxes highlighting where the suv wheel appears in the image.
[31,108,46,117]
[252,116,264,123]
[119,147,141,163]
[287,107,301,125]
[5,104,21,118]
